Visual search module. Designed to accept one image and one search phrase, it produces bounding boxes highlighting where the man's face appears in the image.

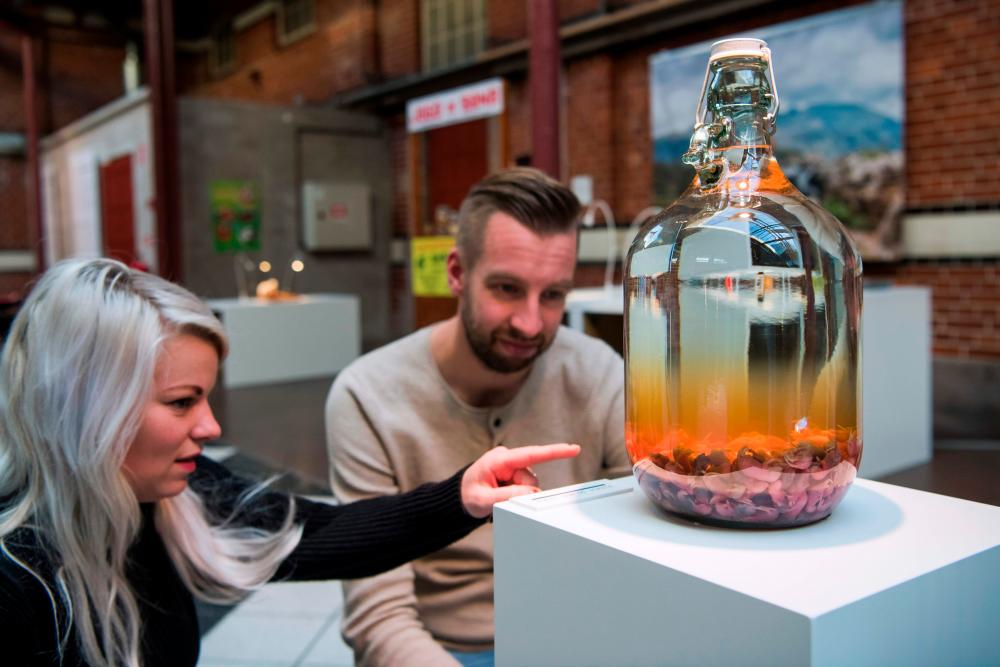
[451,212,577,373]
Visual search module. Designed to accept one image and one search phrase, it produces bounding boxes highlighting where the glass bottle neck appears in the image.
[722,111,772,153]
[707,57,775,153]
[684,56,781,191]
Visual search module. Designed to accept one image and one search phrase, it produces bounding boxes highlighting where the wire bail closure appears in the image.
[693,39,781,132]
[683,38,780,188]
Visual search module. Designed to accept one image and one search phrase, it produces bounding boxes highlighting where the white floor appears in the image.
[194,449,354,667]
[198,577,353,667]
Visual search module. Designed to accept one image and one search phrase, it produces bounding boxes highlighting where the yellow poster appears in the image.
[410,236,455,297]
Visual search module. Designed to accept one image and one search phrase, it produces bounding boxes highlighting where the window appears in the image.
[422,0,486,72]
[277,0,317,47]
[210,26,237,77]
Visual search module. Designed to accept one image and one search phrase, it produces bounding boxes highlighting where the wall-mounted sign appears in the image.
[211,180,260,252]
[407,78,505,133]
[410,235,455,297]
[301,181,372,251]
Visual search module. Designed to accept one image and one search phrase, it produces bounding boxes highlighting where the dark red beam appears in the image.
[529,0,560,178]
[21,34,45,275]
[144,0,181,280]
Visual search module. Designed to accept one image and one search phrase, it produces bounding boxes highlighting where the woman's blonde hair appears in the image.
[0,258,302,666]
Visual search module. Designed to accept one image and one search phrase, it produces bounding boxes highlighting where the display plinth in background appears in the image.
[495,477,1000,667]
[207,294,360,388]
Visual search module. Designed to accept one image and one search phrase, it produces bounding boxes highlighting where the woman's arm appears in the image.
[191,443,579,581]
[277,465,482,581]
[188,456,479,581]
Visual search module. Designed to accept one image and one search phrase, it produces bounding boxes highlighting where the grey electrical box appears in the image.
[302,181,372,250]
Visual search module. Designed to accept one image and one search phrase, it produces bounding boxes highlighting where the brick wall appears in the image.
[0,159,29,250]
[46,40,125,130]
[0,33,26,132]
[566,54,614,203]
[906,0,1000,205]
[380,0,421,77]
[389,264,412,340]
[870,0,1000,360]
[388,114,410,236]
[870,258,1000,360]
[558,0,604,22]
[506,78,532,162]
[487,0,605,49]
[181,0,377,103]
[486,1,527,47]
[613,48,654,221]
[868,261,1000,357]
[0,34,28,254]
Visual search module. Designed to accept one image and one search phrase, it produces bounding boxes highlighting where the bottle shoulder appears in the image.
[627,186,859,277]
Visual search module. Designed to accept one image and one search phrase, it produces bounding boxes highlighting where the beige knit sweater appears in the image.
[325,325,629,666]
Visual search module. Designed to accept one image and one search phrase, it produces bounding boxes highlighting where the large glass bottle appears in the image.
[625,38,863,528]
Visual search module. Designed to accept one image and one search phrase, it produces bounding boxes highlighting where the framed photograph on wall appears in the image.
[650,0,904,260]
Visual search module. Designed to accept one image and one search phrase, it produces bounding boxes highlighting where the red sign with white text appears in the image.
[407,78,505,133]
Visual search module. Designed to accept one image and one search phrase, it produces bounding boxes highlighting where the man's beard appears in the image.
[460,299,554,374]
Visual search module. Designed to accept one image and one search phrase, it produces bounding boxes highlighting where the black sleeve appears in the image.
[188,456,486,581]
[0,556,59,665]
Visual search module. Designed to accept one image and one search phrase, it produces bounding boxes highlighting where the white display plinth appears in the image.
[564,286,623,332]
[860,286,932,478]
[207,294,360,388]
[495,477,1000,667]
[563,285,932,479]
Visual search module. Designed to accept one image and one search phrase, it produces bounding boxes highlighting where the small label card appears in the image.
[509,479,631,511]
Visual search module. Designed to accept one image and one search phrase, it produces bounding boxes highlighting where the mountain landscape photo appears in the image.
[649,0,903,251]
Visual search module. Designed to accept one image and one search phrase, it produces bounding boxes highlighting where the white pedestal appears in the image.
[495,476,1000,667]
[207,294,360,388]
[564,286,623,332]
[563,285,932,478]
[860,286,932,477]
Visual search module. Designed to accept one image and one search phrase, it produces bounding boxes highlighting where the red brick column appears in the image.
[566,54,614,203]
[872,0,1000,361]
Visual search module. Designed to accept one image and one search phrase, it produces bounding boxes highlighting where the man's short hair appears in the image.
[455,167,581,269]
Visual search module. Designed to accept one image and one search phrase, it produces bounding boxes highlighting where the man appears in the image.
[326,167,629,667]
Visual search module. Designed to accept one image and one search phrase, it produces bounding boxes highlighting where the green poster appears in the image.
[211,181,261,252]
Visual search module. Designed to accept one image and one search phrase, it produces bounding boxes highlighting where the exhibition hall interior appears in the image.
[0,1,998,666]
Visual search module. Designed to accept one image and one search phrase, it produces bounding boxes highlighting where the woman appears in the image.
[0,258,578,666]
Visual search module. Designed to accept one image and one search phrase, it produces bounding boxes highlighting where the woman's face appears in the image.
[123,334,221,502]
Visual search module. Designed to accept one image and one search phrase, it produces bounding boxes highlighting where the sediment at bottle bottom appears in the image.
[634,457,857,528]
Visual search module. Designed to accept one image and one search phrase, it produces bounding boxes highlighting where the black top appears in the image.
[0,456,484,666]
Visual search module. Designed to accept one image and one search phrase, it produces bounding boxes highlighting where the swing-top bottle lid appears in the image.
[709,38,770,62]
